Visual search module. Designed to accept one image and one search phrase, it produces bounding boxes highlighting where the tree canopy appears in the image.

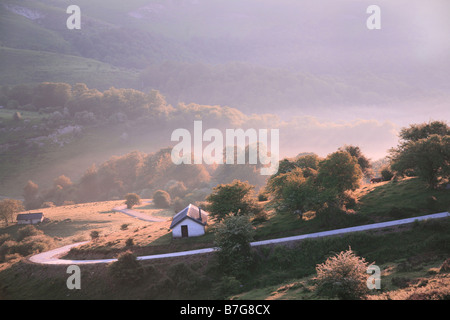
[206,180,261,222]
[390,121,450,189]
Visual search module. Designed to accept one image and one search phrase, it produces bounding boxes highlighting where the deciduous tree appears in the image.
[206,180,261,222]
[0,199,24,226]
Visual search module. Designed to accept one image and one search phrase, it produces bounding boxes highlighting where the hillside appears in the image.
[0,0,449,303]
[0,176,449,300]
[0,47,138,90]
[1,0,449,115]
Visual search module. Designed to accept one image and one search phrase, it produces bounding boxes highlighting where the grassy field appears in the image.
[0,200,166,246]
[235,218,450,300]
[253,178,450,242]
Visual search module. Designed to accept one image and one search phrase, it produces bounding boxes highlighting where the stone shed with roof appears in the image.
[170,204,208,238]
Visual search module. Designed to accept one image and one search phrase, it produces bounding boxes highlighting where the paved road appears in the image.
[112,200,166,222]
[29,211,450,265]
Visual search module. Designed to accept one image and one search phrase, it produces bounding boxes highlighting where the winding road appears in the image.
[111,200,165,222]
[29,211,450,265]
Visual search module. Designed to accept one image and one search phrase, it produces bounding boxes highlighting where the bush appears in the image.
[391,276,412,288]
[213,276,242,299]
[0,235,54,259]
[314,248,371,300]
[257,191,269,202]
[108,251,145,286]
[315,203,348,229]
[14,235,53,256]
[153,190,171,208]
[214,215,255,278]
[17,225,43,241]
[90,230,100,240]
[0,234,12,246]
[381,167,394,181]
[167,262,202,295]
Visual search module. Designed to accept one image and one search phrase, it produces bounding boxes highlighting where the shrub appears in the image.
[381,167,394,181]
[314,248,371,300]
[125,238,134,247]
[153,190,171,208]
[90,230,100,240]
[391,276,412,288]
[108,251,144,286]
[0,234,12,246]
[257,191,269,202]
[14,235,53,256]
[167,262,201,295]
[213,276,242,299]
[214,215,255,278]
[17,225,43,241]
[315,203,348,229]
[0,240,18,261]
[0,235,54,259]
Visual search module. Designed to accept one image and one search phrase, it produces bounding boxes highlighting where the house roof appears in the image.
[17,212,44,220]
[170,204,208,229]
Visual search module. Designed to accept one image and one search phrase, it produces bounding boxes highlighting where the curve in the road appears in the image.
[29,211,450,265]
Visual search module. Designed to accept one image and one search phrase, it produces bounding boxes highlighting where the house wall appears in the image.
[172,218,205,238]
[18,218,42,225]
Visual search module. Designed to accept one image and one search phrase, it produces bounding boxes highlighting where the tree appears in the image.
[206,180,261,222]
[339,145,373,179]
[390,121,450,189]
[397,121,449,143]
[153,190,171,208]
[23,180,40,210]
[317,151,363,200]
[213,215,255,278]
[391,134,449,189]
[279,168,320,212]
[77,164,99,202]
[54,175,73,189]
[314,248,371,300]
[0,199,24,226]
[125,193,141,209]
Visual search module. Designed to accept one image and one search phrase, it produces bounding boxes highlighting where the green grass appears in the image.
[233,218,450,300]
[251,177,450,243]
[357,178,450,218]
[1,216,448,300]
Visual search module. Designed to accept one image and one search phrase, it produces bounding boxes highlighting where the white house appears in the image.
[17,212,44,225]
[170,204,208,238]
